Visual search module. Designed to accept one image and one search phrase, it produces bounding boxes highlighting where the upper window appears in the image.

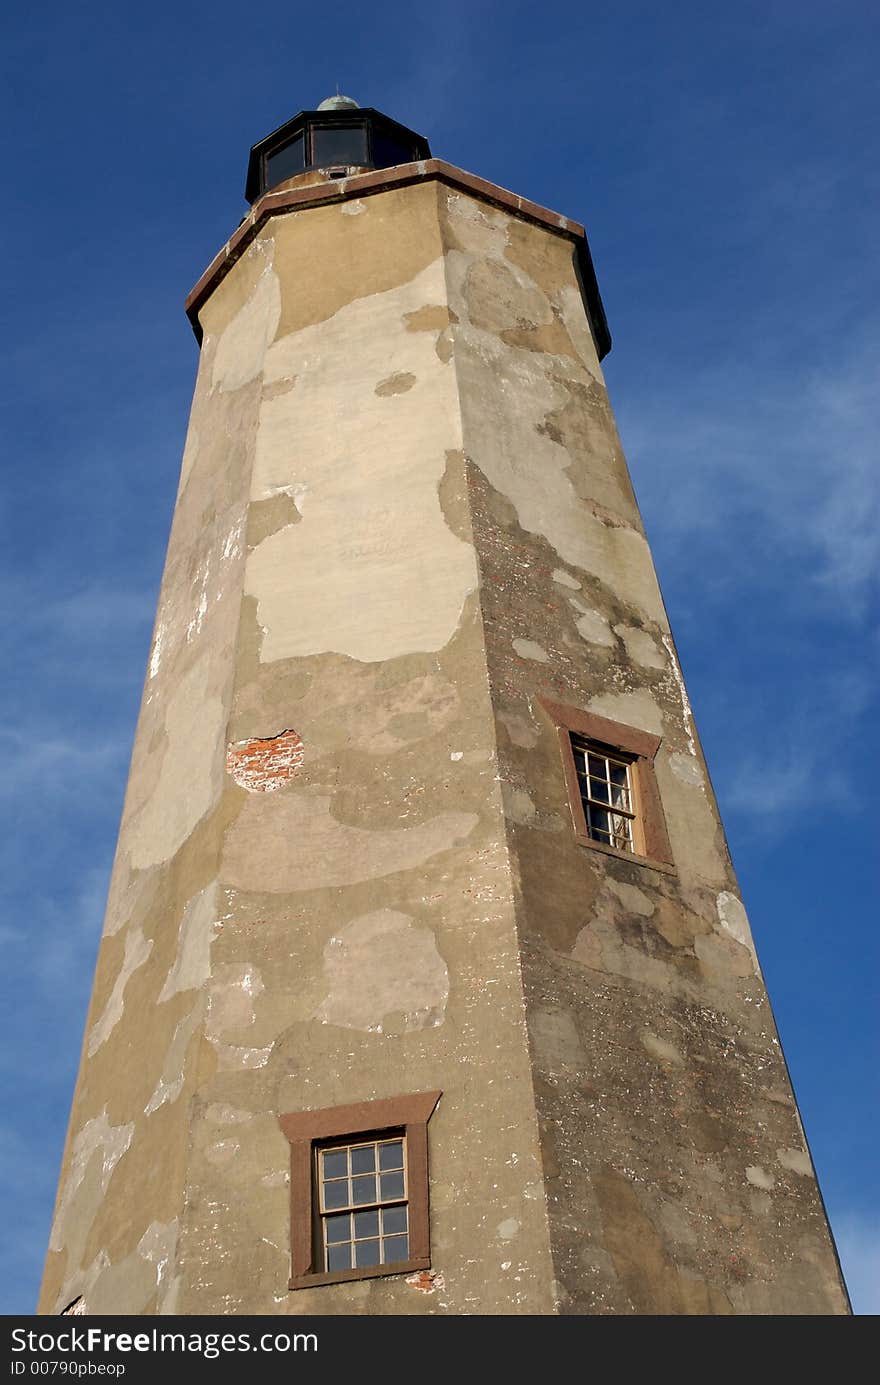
[539,697,675,872]
[280,1090,440,1290]
[572,739,637,853]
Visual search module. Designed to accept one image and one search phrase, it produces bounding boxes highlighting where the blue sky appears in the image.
[2,0,877,1315]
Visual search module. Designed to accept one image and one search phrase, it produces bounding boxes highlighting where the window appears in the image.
[539,697,674,871]
[311,123,368,167]
[318,1135,409,1272]
[265,132,305,187]
[573,739,637,852]
[280,1091,440,1289]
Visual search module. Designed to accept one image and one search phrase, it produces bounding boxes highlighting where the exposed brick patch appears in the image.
[226,730,304,794]
[406,1269,445,1293]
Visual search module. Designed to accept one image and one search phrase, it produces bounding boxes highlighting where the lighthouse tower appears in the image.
[40,96,849,1316]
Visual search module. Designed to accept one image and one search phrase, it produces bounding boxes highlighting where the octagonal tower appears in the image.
[40,98,849,1316]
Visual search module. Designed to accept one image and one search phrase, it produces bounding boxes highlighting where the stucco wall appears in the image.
[438,187,848,1315]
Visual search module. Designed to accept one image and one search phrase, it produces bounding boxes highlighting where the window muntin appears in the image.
[572,739,636,853]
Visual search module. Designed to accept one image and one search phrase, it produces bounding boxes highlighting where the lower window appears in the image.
[318,1133,410,1272]
[280,1090,440,1289]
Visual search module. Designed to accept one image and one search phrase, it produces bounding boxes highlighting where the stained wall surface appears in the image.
[437,187,849,1315]
[40,167,848,1316]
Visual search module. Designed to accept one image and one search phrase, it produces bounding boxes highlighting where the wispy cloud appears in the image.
[620,334,880,615]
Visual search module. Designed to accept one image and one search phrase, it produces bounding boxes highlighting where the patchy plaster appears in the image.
[126,652,226,870]
[211,255,281,393]
[640,1030,685,1066]
[246,258,478,663]
[50,1112,134,1256]
[206,964,264,1043]
[670,751,704,787]
[714,892,758,974]
[158,884,217,1001]
[777,1148,813,1177]
[88,927,153,1055]
[498,710,540,748]
[587,688,663,737]
[552,567,581,590]
[501,782,538,825]
[661,635,698,757]
[375,371,416,396]
[571,603,615,647]
[315,908,448,1033]
[614,623,665,669]
[222,789,478,893]
[513,638,550,663]
[746,1166,776,1191]
[145,1003,203,1115]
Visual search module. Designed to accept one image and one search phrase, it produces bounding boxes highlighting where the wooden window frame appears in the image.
[538,696,675,874]
[280,1090,441,1290]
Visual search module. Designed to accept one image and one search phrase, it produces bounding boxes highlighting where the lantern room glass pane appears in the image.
[312,123,368,166]
[370,128,414,169]
[265,132,305,189]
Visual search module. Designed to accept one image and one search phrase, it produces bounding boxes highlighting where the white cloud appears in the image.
[618,334,880,615]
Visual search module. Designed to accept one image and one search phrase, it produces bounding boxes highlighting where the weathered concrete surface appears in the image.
[40,166,848,1316]
[439,188,849,1315]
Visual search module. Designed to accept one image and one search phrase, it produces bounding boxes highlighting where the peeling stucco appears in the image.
[245,258,478,663]
[50,1112,134,1257]
[157,884,217,1001]
[222,789,478,893]
[315,908,449,1032]
[126,652,226,870]
[88,927,153,1055]
[226,729,304,793]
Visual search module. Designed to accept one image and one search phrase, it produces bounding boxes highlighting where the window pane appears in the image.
[351,1145,376,1175]
[610,762,629,786]
[610,783,630,809]
[380,1171,405,1200]
[371,130,413,169]
[324,1213,351,1244]
[589,807,610,835]
[352,1175,377,1205]
[312,124,368,166]
[353,1209,380,1239]
[322,1179,349,1210]
[589,776,610,803]
[354,1238,381,1268]
[327,1242,352,1272]
[382,1206,408,1235]
[383,1234,409,1263]
[265,133,305,189]
[587,754,606,778]
[379,1141,404,1171]
[321,1149,348,1180]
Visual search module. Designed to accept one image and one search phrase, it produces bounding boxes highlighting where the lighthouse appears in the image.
[40,95,849,1316]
